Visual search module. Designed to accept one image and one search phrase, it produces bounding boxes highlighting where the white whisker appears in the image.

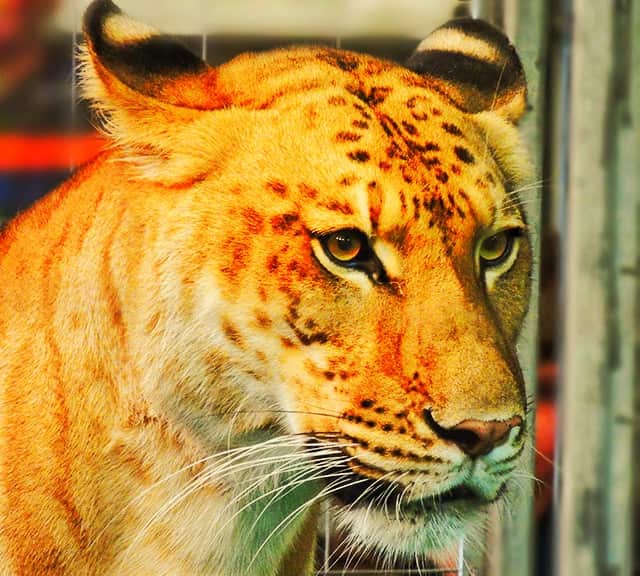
[86,434,308,554]
[245,475,371,572]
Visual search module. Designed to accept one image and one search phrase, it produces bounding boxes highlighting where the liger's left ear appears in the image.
[406,19,527,124]
[82,0,229,111]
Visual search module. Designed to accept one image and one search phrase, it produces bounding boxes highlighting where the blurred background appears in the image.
[0,0,637,575]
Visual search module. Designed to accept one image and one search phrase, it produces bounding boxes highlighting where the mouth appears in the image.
[318,457,485,512]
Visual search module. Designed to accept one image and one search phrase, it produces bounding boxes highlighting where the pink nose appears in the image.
[424,410,523,457]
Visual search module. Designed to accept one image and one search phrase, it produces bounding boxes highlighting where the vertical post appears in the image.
[603,5,637,576]
[494,1,548,576]
[555,1,637,575]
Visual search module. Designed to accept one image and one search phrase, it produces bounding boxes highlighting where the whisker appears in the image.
[123,437,352,558]
[245,475,371,572]
[505,179,547,195]
[502,197,540,209]
[123,451,308,556]
[530,444,555,468]
[330,471,396,572]
[238,453,358,536]
[85,434,310,553]
[228,468,355,553]
[228,408,346,420]
[510,470,547,488]
[225,397,249,454]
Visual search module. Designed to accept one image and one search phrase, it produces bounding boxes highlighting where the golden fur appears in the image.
[0,2,533,574]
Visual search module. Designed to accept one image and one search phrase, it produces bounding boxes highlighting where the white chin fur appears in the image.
[333,500,486,560]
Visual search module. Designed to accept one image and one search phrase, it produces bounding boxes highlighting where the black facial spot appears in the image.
[348,150,370,163]
[454,146,475,164]
[402,121,418,135]
[336,131,362,143]
[442,122,463,136]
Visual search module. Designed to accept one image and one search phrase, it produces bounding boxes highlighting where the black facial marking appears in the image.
[412,196,420,219]
[270,213,299,231]
[328,95,348,106]
[285,317,329,346]
[402,121,418,135]
[406,95,430,120]
[348,150,370,163]
[442,122,463,136]
[336,131,362,143]
[318,51,359,71]
[347,85,392,106]
[421,157,440,168]
[454,145,475,164]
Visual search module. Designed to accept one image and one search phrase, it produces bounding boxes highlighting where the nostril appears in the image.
[424,409,523,457]
[449,420,510,457]
[446,427,483,454]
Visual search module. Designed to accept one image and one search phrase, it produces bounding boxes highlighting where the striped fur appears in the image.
[406,18,528,123]
[0,2,533,574]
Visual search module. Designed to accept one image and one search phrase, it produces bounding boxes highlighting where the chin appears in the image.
[331,494,489,564]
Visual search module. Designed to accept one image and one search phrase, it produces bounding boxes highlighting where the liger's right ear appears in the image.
[406,19,527,124]
[80,0,236,184]
[81,0,230,112]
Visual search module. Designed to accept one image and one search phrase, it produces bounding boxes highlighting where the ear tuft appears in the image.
[406,19,527,123]
[82,0,228,110]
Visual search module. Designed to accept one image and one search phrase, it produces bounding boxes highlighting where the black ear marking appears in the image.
[406,18,527,122]
[83,0,215,106]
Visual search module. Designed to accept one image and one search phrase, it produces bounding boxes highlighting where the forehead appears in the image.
[271,67,508,236]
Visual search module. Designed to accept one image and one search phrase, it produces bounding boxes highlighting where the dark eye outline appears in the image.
[317,229,388,283]
[478,229,521,270]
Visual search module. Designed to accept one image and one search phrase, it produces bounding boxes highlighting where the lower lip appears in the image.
[328,468,481,511]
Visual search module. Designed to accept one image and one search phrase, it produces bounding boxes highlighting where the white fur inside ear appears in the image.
[472,110,534,186]
[103,13,158,45]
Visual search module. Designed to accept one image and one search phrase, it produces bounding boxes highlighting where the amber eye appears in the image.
[324,230,365,262]
[479,231,515,267]
[317,229,388,283]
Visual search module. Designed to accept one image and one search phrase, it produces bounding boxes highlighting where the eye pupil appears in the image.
[327,231,362,261]
[479,231,513,265]
[336,234,355,251]
[317,228,388,283]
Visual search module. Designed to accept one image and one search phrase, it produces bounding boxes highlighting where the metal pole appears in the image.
[555,0,637,575]
[496,1,549,575]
